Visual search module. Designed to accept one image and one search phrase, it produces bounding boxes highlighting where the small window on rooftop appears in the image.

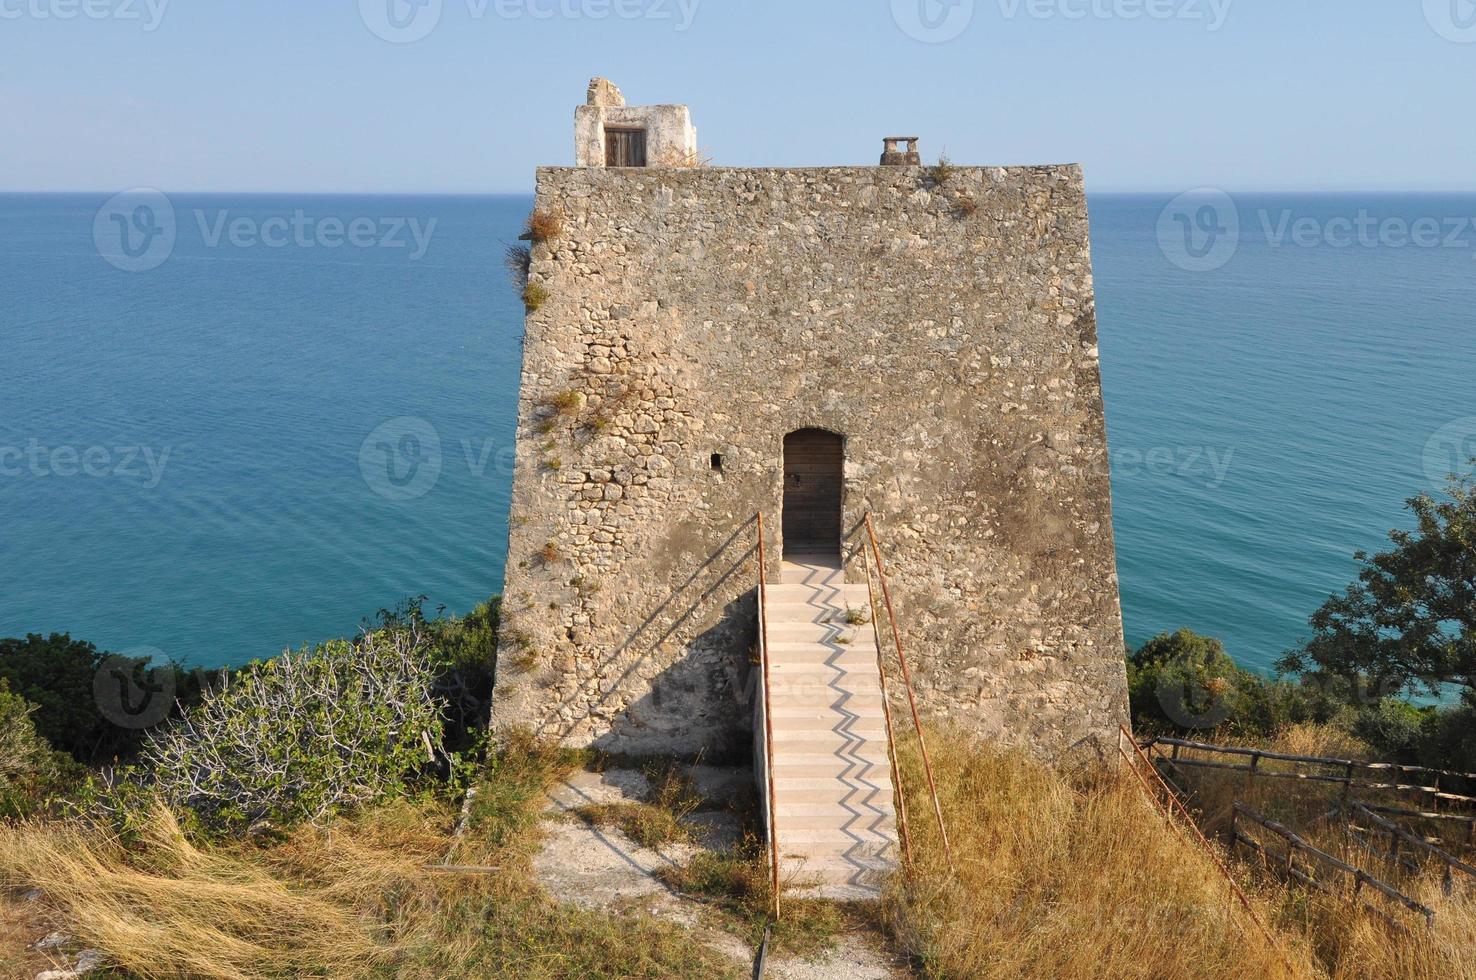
[605,127,648,167]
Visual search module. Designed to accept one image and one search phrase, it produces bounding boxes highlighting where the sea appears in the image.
[3,191,1473,674]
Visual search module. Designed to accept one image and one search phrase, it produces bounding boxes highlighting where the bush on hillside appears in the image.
[376,595,500,750]
[1128,629,1476,777]
[136,620,449,830]
[0,682,80,819]
[1127,629,1330,736]
[0,633,216,763]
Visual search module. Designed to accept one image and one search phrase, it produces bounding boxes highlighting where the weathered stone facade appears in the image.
[494,156,1130,762]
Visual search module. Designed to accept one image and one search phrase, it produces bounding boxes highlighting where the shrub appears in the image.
[0,682,79,818]
[1415,699,1476,774]
[379,595,500,750]
[544,388,582,417]
[523,281,549,312]
[505,242,531,292]
[929,152,956,188]
[138,621,448,830]
[1128,629,1250,732]
[0,633,215,763]
[524,208,563,242]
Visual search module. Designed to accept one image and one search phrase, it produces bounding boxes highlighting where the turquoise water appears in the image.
[3,192,1473,673]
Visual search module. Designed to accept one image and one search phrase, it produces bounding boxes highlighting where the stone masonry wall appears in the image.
[494,163,1129,762]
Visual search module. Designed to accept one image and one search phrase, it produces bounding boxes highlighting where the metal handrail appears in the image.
[755,512,782,919]
[860,533,913,870]
[863,513,953,865]
[1118,726,1291,957]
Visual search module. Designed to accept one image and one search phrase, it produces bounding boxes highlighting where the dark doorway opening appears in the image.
[604,127,648,167]
[782,428,844,561]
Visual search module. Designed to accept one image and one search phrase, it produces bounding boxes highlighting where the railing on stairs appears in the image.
[860,534,913,870]
[754,512,782,919]
[862,513,954,868]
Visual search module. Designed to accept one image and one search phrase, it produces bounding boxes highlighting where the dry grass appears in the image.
[883,725,1476,980]
[571,758,704,850]
[523,209,562,243]
[670,147,714,168]
[0,806,392,979]
[656,840,852,957]
[0,734,741,980]
[570,801,687,850]
[1,888,61,977]
[503,242,531,292]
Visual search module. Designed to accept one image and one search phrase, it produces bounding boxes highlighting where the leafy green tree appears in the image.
[0,633,111,758]
[1278,470,1476,699]
[1129,629,1246,731]
[0,633,220,763]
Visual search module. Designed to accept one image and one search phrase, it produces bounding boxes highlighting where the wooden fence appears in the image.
[1143,736,1476,812]
[1231,803,1435,929]
[1141,734,1476,928]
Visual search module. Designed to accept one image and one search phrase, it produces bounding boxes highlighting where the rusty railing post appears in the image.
[864,513,953,867]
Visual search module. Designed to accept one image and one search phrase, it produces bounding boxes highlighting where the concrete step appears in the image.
[775,799,897,819]
[767,640,879,655]
[765,622,874,643]
[779,832,891,856]
[766,690,886,710]
[772,779,896,799]
[773,808,897,832]
[773,755,885,779]
[769,744,892,764]
[767,655,884,675]
[763,603,874,624]
[780,842,897,866]
[769,726,892,744]
[764,583,871,604]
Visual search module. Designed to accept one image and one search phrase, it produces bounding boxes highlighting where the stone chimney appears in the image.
[880,137,921,166]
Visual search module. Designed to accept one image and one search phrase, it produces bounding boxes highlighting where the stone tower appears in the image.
[494,79,1129,765]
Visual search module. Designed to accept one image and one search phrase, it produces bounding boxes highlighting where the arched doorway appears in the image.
[782,428,844,561]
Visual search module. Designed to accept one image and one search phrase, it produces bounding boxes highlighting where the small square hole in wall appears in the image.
[710,453,724,472]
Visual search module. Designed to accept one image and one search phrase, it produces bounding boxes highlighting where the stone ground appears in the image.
[0,891,105,980]
[536,765,908,979]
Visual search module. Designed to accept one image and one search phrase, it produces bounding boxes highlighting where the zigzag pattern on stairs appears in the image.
[762,554,900,900]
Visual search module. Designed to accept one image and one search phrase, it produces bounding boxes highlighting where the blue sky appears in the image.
[3,0,1474,193]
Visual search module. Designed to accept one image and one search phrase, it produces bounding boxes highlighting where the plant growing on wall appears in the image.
[524,208,563,243]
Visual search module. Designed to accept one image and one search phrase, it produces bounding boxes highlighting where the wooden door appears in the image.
[604,128,647,167]
[782,429,844,558]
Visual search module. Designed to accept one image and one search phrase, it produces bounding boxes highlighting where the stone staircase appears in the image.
[760,555,900,900]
